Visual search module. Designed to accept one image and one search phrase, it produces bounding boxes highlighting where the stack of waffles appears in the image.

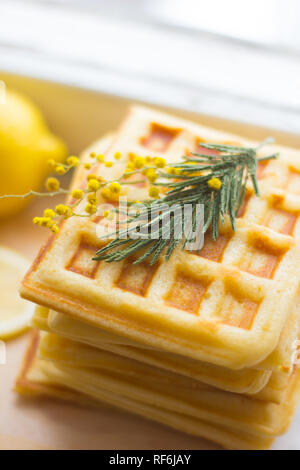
[16,106,300,450]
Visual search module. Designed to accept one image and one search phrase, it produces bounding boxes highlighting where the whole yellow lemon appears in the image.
[0,89,67,218]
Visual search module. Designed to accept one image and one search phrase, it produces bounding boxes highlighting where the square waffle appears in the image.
[16,331,300,450]
[15,333,271,450]
[21,106,300,371]
[36,332,300,439]
[33,306,300,404]
[33,306,271,395]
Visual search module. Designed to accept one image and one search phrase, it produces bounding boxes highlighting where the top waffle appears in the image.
[21,106,300,369]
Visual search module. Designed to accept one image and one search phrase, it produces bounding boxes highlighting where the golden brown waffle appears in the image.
[38,322,298,406]
[15,331,300,450]
[36,332,300,439]
[33,306,271,395]
[32,303,300,402]
[15,335,269,450]
[21,106,300,370]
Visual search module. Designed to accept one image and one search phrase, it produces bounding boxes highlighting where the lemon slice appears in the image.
[0,246,34,340]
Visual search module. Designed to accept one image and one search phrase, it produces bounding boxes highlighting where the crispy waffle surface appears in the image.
[16,330,300,450]
[21,106,300,371]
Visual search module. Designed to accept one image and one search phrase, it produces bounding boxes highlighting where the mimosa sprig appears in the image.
[0,140,278,264]
[94,140,278,265]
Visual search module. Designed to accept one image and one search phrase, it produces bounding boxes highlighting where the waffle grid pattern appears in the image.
[23,106,300,368]
[65,108,300,330]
